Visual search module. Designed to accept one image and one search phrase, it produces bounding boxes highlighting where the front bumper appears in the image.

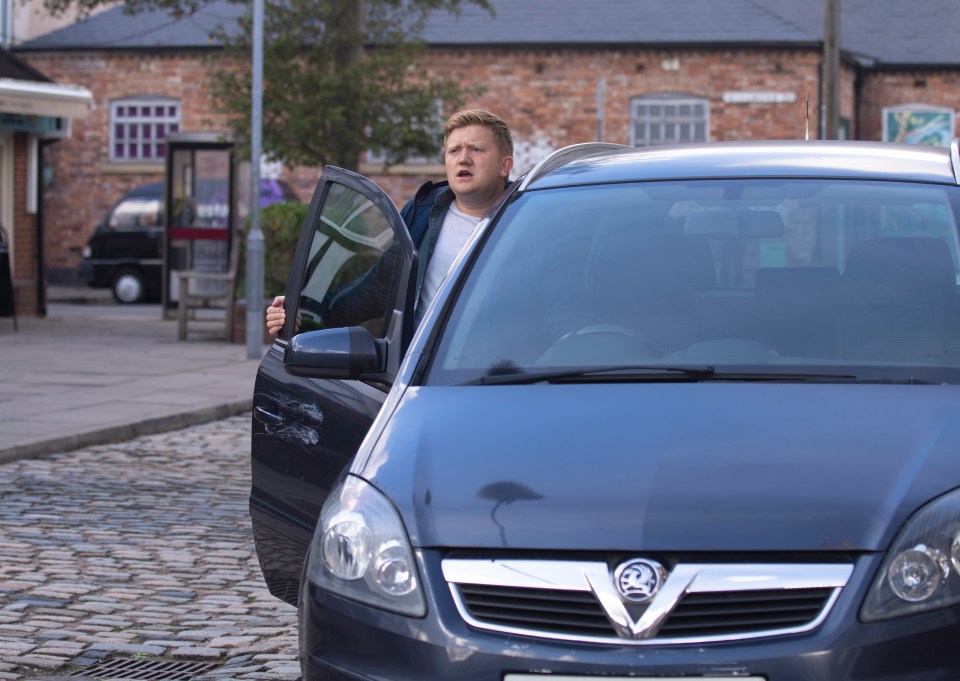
[301,551,960,681]
[78,259,110,287]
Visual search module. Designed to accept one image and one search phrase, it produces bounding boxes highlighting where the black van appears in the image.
[79,182,164,303]
[79,179,299,303]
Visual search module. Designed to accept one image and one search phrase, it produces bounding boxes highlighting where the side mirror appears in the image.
[284,326,385,380]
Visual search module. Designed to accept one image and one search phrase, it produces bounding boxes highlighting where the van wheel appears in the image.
[112,269,145,304]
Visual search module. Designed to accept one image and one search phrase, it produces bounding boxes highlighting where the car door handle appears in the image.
[254,406,284,427]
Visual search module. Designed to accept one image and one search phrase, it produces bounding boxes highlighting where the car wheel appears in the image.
[112,269,146,304]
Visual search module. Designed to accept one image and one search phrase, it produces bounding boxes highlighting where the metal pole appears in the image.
[245,0,265,358]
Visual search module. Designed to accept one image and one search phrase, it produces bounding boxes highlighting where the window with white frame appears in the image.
[109,98,180,163]
[630,94,709,147]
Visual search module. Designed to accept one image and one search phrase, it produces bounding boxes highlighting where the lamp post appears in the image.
[245,0,265,358]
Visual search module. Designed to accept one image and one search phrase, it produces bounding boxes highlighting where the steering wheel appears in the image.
[537,324,661,365]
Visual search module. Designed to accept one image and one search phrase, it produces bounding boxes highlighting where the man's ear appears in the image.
[500,155,514,178]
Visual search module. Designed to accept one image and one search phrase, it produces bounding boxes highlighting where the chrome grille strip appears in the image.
[442,558,852,645]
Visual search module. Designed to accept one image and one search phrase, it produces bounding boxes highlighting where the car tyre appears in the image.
[112,268,146,304]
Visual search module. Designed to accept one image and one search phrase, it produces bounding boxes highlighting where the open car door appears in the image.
[249,166,414,605]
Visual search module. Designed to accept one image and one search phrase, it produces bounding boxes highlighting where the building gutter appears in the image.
[0,78,93,119]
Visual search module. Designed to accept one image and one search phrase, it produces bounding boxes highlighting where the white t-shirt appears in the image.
[417,203,481,321]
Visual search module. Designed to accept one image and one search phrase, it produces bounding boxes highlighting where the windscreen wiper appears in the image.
[458,366,863,386]
[459,365,716,386]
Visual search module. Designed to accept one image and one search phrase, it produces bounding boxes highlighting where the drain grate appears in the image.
[69,658,221,680]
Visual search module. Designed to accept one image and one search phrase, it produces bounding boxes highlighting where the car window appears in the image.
[291,181,399,338]
[107,197,163,230]
[430,179,960,384]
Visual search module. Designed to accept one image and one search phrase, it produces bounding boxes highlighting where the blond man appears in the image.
[266,109,513,336]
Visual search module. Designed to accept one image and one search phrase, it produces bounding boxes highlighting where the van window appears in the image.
[108,197,163,230]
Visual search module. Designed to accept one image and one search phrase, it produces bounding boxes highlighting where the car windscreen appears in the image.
[428,179,960,385]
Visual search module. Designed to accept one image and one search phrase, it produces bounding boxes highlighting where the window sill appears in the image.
[100,162,164,174]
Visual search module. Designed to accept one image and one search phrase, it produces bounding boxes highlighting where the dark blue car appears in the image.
[251,140,960,679]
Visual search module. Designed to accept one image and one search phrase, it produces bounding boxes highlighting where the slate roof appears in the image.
[15,2,240,50]
[13,0,960,68]
[754,0,960,66]
[423,0,818,47]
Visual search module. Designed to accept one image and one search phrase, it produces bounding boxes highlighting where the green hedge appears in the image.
[238,200,309,299]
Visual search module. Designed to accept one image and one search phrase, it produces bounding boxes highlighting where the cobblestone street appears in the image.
[0,416,300,680]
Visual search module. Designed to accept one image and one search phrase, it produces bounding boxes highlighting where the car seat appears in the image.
[808,237,960,362]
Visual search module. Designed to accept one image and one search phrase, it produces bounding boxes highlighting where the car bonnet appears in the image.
[360,382,960,553]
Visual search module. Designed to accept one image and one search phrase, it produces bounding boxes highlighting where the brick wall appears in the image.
[859,69,960,142]
[369,47,855,203]
[21,44,950,284]
[24,51,235,281]
[428,47,824,148]
[12,132,39,314]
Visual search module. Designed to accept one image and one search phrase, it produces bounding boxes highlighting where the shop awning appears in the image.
[0,78,93,119]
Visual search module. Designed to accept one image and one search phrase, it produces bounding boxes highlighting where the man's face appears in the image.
[444,124,513,213]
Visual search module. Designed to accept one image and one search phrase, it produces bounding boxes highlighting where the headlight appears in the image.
[82,246,92,258]
[862,488,960,621]
[306,475,425,617]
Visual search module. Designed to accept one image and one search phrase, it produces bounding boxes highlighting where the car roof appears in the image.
[522,140,960,191]
[124,182,164,198]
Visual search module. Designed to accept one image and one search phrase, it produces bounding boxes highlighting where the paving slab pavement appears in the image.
[0,288,269,463]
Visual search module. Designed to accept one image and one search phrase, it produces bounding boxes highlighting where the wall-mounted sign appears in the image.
[0,112,65,135]
[723,91,797,104]
[883,105,955,147]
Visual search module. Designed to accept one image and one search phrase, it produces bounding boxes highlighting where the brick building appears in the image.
[0,47,91,318]
[10,0,960,311]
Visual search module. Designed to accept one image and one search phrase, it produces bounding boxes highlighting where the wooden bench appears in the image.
[176,237,241,341]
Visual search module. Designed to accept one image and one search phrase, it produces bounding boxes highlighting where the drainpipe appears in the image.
[817,59,823,140]
[597,78,605,143]
[853,66,865,140]
[36,138,58,317]
[823,0,841,139]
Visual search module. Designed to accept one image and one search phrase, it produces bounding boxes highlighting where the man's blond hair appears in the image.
[444,109,513,158]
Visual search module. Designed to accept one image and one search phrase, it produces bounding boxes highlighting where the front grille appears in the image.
[458,584,610,635]
[457,584,833,640]
[654,587,833,636]
[444,558,851,645]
